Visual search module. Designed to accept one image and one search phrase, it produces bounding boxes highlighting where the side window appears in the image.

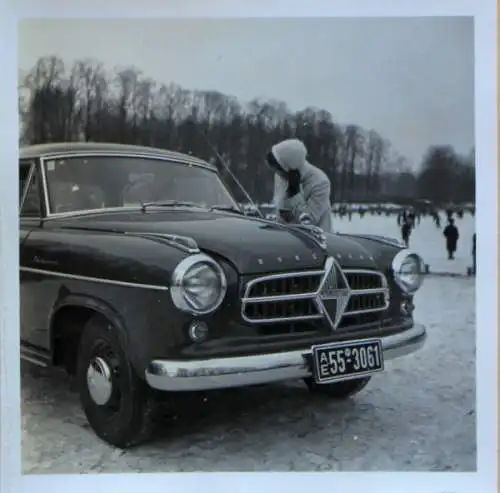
[19,162,31,205]
[20,162,42,217]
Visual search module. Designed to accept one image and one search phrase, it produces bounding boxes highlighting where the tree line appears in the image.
[19,56,475,205]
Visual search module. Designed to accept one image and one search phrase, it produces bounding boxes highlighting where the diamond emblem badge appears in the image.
[314,257,351,331]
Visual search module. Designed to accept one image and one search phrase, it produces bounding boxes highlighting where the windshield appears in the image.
[43,155,239,215]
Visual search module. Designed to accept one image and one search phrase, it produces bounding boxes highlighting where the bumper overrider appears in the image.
[145,322,427,391]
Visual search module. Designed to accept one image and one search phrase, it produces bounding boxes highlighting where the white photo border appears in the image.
[1,1,496,492]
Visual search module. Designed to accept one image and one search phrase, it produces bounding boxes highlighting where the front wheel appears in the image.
[304,376,371,399]
[76,315,158,448]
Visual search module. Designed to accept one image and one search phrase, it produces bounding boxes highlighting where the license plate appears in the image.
[311,339,384,384]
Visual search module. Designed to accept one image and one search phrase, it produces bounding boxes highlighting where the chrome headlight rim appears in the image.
[170,253,228,315]
[391,249,425,294]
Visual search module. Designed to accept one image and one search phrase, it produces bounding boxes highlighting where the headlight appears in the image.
[170,254,227,315]
[391,249,425,294]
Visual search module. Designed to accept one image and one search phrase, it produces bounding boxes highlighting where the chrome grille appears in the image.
[345,272,384,290]
[243,298,319,321]
[241,257,389,332]
[247,273,321,298]
[346,292,387,313]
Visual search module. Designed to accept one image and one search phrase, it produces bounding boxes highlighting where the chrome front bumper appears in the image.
[145,323,427,392]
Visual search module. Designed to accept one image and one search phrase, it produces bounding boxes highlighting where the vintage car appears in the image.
[19,142,426,448]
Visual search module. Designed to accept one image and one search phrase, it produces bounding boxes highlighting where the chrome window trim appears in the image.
[19,266,169,291]
[39,151,214,171]
[241,258,390,325]
[39,155,51,217]
[38,151,238,219]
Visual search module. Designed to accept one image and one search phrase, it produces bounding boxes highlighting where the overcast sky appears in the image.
[19,17,474,168]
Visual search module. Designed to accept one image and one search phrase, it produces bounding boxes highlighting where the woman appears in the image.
[265,138,332,232]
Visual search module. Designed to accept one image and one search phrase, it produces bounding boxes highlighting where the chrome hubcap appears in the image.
[86,356,113,406]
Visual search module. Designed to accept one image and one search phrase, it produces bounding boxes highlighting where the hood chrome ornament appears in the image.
[292,224,327,251]
[125,232,200,254]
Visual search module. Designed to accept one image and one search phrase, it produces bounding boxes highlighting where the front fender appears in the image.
[48,287,173,375]
[50,293,130,350]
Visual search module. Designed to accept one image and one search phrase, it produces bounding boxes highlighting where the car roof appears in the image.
[19,142,217,171]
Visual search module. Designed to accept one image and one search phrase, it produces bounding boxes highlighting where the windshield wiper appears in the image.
[208,205,244,215]
[140,201,245,215]
[140,200,203,212]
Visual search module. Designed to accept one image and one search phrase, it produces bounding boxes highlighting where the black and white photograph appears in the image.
[0,2,497,493]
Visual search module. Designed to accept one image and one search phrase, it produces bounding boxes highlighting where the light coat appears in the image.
[271,139,332,232]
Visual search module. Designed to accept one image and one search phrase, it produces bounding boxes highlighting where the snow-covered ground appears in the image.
[21,273,476,472]
[333,212,475,276]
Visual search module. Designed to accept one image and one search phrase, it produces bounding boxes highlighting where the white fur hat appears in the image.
[271,139,308,172]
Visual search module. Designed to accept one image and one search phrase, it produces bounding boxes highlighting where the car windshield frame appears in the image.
[38,152,240,218]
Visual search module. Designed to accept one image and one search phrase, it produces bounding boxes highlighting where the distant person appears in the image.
[401,219,412,247]
[431,210,441,228]
[266,138,333,232]
[408,209,416,227]
[397,209,406,226]
[443,218,459,260]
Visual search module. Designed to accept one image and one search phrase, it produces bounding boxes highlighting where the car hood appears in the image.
[54,209,377,274]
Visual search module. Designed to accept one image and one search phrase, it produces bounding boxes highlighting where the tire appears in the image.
[76,315,158,448]
[304,376,371,399]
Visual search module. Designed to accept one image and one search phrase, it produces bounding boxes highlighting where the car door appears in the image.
[19,159,51,356]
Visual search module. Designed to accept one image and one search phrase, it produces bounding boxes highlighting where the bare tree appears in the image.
[19,55,475,205]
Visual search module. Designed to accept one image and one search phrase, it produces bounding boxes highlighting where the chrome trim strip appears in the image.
[341,306,388,316]
[20,354,49,367]
[343,269,386,274]
[20,346,50,367]
[124,232,200,254]
[243,292,324,303]
[241,258,390,325]
[19,266,169,291]
[243,288,389,305]
[20,217,43,223]
[145,323,427,391]
[243,314,325,324]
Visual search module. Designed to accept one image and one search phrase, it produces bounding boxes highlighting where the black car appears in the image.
[20,142,426,448]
